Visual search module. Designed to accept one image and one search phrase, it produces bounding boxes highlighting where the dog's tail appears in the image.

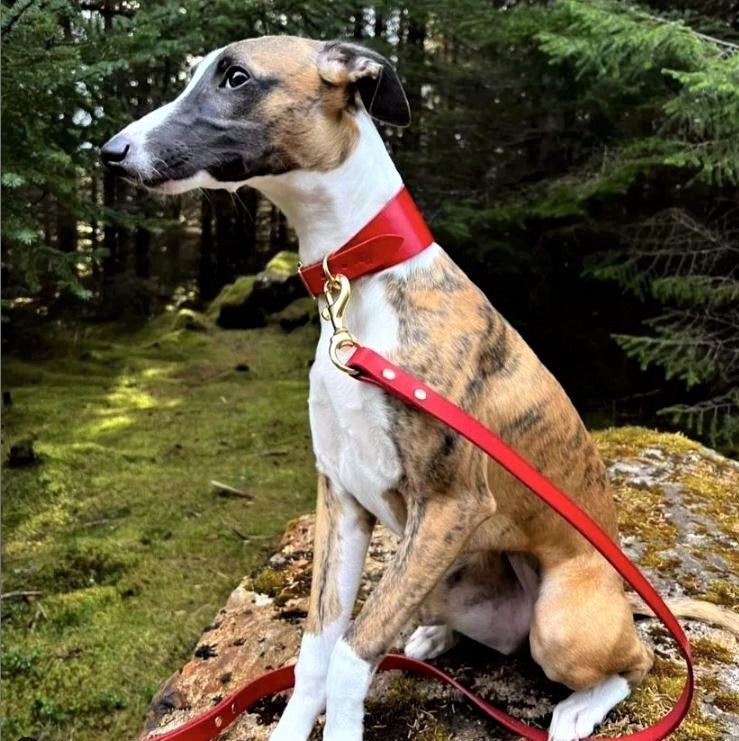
[627,592,739,636]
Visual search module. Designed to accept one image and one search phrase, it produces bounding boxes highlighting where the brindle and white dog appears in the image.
[103,36,732,741]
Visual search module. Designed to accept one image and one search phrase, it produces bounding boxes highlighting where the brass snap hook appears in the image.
[322,273,351,331]
[319,268,359,375]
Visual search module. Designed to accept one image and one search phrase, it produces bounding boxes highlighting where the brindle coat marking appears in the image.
[311,249,654,686]
[305,475,375,633]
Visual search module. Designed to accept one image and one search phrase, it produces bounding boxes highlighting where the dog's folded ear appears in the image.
[318,41,411,128]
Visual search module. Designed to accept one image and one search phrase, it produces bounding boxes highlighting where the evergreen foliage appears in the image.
[599,209,738,451]
[457,0,738,451]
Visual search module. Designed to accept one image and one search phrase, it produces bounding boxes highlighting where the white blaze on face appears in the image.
[119,47,223,179]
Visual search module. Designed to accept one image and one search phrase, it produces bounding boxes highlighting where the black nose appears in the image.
[100,133,131,171]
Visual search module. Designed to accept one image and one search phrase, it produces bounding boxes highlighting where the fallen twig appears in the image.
[243,449,289,458]
[211,480,254,500]
[1,590,43,600]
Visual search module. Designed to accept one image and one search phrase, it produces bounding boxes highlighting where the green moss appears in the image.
[247,566,289,597]
[603,657,724,741]
[205,275,256,318]
[265,250,299,275]
[713,691,739,714]
[171,308,213,332]
[700,579,738,608]
[2,317,317,741]
[246,559,313,610]
[365,675,452,741]
[690,637,736,664]
[1,646,43,678]
[46,585,120,629]
[592,425,700,460]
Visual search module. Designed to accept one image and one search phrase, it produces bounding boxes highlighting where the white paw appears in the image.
[548,676,630,741]
[268,689,324,741]
[549,698,600,741]
[323,640,373,741]
[404,624,458,660]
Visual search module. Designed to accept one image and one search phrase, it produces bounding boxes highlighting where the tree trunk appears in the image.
[102,171,120,273]
[199,194,216,301]
[353,7,364,39]
[134,225,150,278]
[56,202,77,254]
[374,7,386,38]
[133,70,152,280]
[214,194,234,288]
[401,11,427,153]
[90,175,99,254]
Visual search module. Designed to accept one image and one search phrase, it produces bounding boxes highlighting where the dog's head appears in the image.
[101,36,410,193]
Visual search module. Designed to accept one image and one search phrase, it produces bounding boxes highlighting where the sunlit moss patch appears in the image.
[2,316,317,741]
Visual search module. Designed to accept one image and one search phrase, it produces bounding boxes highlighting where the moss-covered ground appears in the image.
[4,317,737,741]
[1,314,318,740]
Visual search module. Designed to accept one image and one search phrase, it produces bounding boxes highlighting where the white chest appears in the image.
[308,273,404,534]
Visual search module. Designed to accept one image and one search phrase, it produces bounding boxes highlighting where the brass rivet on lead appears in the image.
[215,716,223,728]
[382,368,396,380]
[414,388,427,401]
[230,702,237,713]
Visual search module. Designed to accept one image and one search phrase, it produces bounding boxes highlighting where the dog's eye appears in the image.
[222,66,250,89]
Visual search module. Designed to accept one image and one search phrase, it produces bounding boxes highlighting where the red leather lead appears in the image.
[348,347,694,741]
[149,191,692,741]
[297,186,434,297]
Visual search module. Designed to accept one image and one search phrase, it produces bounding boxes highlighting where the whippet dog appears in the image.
[103,36,709,741]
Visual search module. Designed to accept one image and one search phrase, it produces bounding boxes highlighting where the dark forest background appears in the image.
[2,0,738,447]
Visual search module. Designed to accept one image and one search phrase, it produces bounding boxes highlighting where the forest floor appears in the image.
[1,313,319,741]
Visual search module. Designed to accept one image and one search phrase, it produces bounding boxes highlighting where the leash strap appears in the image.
[148,349,693,741]
[348,347,693,741]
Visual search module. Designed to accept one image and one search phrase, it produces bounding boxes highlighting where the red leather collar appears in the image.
[298,186,434,297]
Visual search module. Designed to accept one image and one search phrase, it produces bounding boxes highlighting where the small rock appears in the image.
[3,390,11,406]
[7,438,39,467]
[234,363,250,372]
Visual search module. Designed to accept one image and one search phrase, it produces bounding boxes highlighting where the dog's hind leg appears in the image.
[270,475,375,741]
[530,554,654,741]
[405,551,538,660]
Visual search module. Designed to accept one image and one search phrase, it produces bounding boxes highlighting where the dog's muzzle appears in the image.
[100,132,134,176]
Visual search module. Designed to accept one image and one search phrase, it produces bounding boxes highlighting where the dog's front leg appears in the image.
[322,492,491,741]
[270,474,374,741]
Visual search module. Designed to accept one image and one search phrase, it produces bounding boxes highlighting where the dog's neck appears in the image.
[248,112,402,266]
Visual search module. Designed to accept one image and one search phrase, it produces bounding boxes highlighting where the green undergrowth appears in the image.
[1,312,318,740]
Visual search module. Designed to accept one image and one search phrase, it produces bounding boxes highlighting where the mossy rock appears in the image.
[265,251,299,276]
[206,276,256,319]
[7,437,40,467]
[205,253,301,329]
[171,309,213,333]
[269,297,317,332]
[216,273,302,330]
